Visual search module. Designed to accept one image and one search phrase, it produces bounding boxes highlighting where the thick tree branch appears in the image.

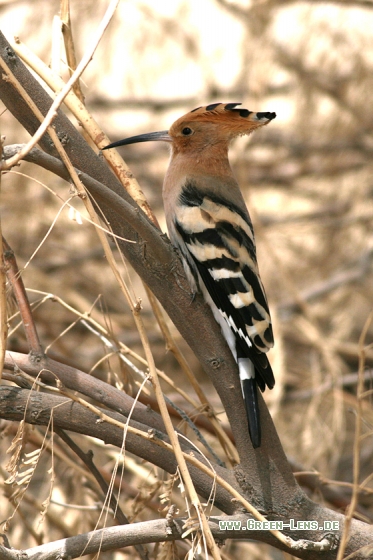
[0,386,238,514]
[4,349,167,434]
[0,514,358,560]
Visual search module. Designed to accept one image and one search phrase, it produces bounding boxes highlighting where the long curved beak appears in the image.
[103,130,171,150]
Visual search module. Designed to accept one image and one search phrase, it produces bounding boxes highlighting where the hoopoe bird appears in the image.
[104,102,276,448]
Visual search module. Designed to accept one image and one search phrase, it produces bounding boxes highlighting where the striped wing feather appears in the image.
[174,186,274,391]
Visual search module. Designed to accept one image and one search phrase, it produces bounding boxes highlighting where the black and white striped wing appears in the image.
[174,183,274,391]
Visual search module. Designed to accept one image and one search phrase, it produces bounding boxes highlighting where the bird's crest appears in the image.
[170,102,276,137]
[103,102,276,151]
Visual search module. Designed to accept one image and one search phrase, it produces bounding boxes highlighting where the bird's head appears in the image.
[103,103,276,155]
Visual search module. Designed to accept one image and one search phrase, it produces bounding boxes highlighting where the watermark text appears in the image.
[219,519,339,531]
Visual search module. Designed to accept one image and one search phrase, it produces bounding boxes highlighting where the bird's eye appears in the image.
[182,127,193,136]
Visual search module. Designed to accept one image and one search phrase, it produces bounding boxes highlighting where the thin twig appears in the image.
[60,0,85,103]
[0,139,6,381]
[2,237,43,355]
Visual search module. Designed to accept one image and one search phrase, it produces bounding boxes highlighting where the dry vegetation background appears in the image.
[1,0,373,558]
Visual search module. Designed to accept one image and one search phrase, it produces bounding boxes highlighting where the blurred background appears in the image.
[1,0,373,558]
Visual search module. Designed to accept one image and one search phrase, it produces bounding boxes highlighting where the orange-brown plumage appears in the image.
[171,102,274,136]
[168,102,275,157]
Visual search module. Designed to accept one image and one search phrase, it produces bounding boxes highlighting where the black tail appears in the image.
[242,378,261,448]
